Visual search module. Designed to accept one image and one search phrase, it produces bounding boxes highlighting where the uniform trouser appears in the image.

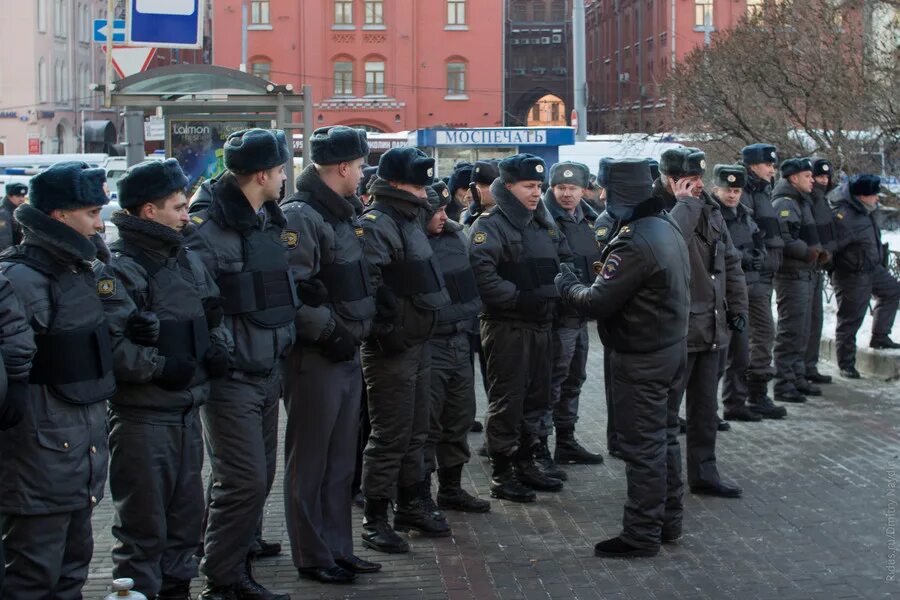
[481,319,552,458]
[361,341,431,500]
[603,342,619,452]
[805,270,826,373]
[833,268,900,370]
[424,332,475,474]
[200,369,281,586]
[676,351,723,488]
[747,279,777,380]
[352,384,370,496]
[284,347,361,569]
[774,272,815,394]
[109,408,204,596]
[611,341,686,551]
[538,324,589,438]
[470,332,490,396]
[1,508,93,600]
[721,325,751,411]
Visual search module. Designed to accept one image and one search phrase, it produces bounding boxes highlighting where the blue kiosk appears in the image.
[408,127,576,178]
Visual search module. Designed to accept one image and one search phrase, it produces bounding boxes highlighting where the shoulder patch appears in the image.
[835,212,844,220]
[281,230,299,249]
[548,228,558,238]
[779,209,790,218]
[0,220,6,229]
[602,253,623,280]
[364,213,379,221]
[618,225,632,236]
[596,226,609,239]
[472,231,487,245]
[190,215,204,225]
[355,227,365,237]
[97,277,116,298]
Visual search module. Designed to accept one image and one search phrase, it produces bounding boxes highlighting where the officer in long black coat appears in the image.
[555,158,690,558]
[806,158,838,384]
[0,183,26,251]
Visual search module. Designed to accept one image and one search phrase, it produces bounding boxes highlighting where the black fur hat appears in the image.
[310,126,369,165]
[780,157,813,178]
[4,182,27,196]
[499,153,546,184]
[713,164,747,189]
[849,174,881,197]
[659,148,706,177]
[549,161,590,188]
[224,128,291,174]
[471,160,500,185]
[29,161,109,213]
[742,143,778,165]
[377,147,435,186]
[117,159,190,209]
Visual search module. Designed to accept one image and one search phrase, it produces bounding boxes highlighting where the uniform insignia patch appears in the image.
[355,227,365,237]
[427,167,434,177]
[770,151,777,160]
[191,215,204,225]
[0,220,6,229]
[442,188,449,198]
[592,260,604,275]
[822,164,830,172]
[365,213,378,221]
[602,253,622,280]
[472,231,487,245]
[97,278,116,297]
[597,227,608,238]
[281,230,299,249]
[836,212,844,220]
[535,164,544,174]
[727,174,736,183]
[548,228,558,238]
[620,225,632,235]
[779,210,790,217]
[699,159,707,169]
[563,169,574,178]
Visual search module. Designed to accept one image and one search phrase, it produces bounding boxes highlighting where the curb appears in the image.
[819,337,900,381]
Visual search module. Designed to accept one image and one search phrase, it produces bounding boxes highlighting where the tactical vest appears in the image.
[742,187,783,248]
[559,216,602,285]
[111,240,211,365]
[429,229,480,327]
[3,245,115,405]
[497,216,561,299]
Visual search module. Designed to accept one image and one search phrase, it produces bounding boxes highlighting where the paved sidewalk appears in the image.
[84,329,899,599]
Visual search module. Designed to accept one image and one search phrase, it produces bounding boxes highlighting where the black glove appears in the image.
[751,250,766,272]
[0,382,28,431]
[203,344,230,379]
[515,291,548,318]
[203,296,224,329]
[375,286,400,320]
[320,320,359,363]
[727,312,747,333]
[883,243,891,268]
[126,311,160,346]
[554,263,581,297]
[296,278,329,307]
[155,357,197,391]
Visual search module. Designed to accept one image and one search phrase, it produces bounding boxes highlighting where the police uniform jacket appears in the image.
[811,183,838,256]
[741,171,784,276]
[771,178,822,273]
[469,179,571,325]
[183,173,297,376]
[656,180,749,353]
[429,218,482,335]
[0,197,22,250]
[0,272,35,413]
[716,196,766,286]
[281,165,376,343]
[829,183,887,275]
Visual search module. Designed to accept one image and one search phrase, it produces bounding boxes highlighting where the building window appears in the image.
[550,0,565,21]
[446,62,466,95]
[37,0,47,32]
[55,0,68,38]
[551,102,560,122]
[334,0,353,25]
[447,0,465,25]
[333,61,353,96]
[746,0,763,17]
[531,0,546,21]
[365,61,385,96]
[694,0,712,27]
[38,59,48,103]
[531,104,540,122]
[54,59,67,104]
[511,1,526,21]
[251,62,271,80]
[364,1,383,25]
[251,1,270,25]
[79,65,90,106]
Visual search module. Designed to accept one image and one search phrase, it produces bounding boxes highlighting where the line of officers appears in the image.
[0,127,897,598]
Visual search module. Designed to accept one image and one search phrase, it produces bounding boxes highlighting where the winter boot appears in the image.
[361,497,409,553]
[515,445,564,492]
[554,429,604,464]
[437,464,491,513]
[393,484,452,537]
[489,454,536,503]
[534,436,567,480]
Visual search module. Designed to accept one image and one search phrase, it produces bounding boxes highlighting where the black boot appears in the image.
[157,578,192,600]
[361,498,409,553]
[806,368,832,384]
[515,445,564,492]
[747,378,787,419]
[198,584,238,600]
[393,484,452,537]
[248,538,282,559]
[534,436,567,480]
[237,558,290,600]
[437,464,491,513]
[470,420,484,432]
[554,429,604,465]
[418,473,447,520]
[871,334,900,349]
[489,454,536,503]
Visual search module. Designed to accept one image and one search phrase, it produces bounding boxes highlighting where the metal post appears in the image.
[276,93,295,196]
[302,84,313,168]
[573,0,587,140]
[104,0,115,107]
[124,107,145,167]
[240,1,248,72]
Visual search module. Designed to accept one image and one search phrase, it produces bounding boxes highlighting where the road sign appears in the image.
[94,19,126,43]
[102,45,157,79]
[126,0,204,49]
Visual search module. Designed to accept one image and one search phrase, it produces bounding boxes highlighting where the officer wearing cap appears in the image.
[460,160,500,229]
[357,166,378,206]
[806,158,838,385]
[537,161,604,472]
[447,162,474,222]
[655,148,747,499]
[0,183,27,250]
[95,159,230,599]
[421,183,491,514]
[468,153,572,503]
[279,126,380,583]
[711,165,776,423]
[830,174,900,377]
[357,147,452,552]
[772,157,825,404]
[184,129,295,600]
[0,162,124,599]
[555,158,690,558]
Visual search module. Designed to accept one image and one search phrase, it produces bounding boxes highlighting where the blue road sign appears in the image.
[126,0,204,49]
[93,19,126,43]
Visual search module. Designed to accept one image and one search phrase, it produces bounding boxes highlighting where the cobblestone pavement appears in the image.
[84,329,900,599]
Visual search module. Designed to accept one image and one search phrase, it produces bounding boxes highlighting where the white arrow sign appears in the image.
[102,45,157,78]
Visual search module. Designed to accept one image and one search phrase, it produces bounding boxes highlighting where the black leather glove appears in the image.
[751,250,766,272]
[203,344,230,379]
[0,382,28,431]
[127,311,160,346]
[155,357,197,391]
[375,285,400,320]
[203,296,224,328]
[320,320,359,363]
[515,291,548,318]
[727,312,747,333]
[296,279,330,307]
[554,263,581,297]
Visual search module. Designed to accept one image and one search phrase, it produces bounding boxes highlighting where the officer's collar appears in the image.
[542,187,586,224]
[744,170,772,193]
[14,203,99,266]
[111,210,186,257]
[209,172,286,231]
[490,179,554,230]
[287,164,357,222]
[772,178,810,203]
[368,178,428,220]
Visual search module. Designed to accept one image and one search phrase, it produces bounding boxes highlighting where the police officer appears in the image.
[555,158,690,558]
[739,144,787,418]
[0,183,26,250]
[447,162,474,222]
[357,165,378,207]
[422,183,490,513]
[539,161,604,468]
[97,159,231,600]
[460,160,500,228]
[184,129,296,600]
[655,148,747,498]
[280,126,381,583]
[772,158,825,404]
[358,147,452,553]
[0,162,124,599]
[469,153,570,503]
[806,158,838,384]
[830,174,900,377]
[711,165,767,422]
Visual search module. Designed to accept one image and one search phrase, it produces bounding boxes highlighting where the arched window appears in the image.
[364,59,385,96]
[446,59,466,96]
[333,59,354,96]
